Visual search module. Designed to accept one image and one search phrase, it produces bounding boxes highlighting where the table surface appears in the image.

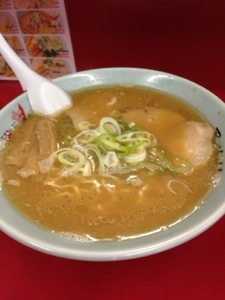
[1,1,225,299]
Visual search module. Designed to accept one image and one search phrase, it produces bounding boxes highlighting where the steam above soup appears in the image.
[0,86,220,241]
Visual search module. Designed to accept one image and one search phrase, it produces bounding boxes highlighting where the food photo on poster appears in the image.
[0,0,76,80]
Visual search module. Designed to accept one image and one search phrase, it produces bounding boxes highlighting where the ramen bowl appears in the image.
[1,68,225,261]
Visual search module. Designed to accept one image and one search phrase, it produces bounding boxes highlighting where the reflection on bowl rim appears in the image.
[1,67,225,261]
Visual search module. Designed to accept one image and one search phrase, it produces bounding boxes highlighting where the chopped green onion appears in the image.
[104,151,119,168]
[57,148,86,169]
[99,117,122,135]
[124,149,147,164]
[82,160,92,176]
[51,117,192,176]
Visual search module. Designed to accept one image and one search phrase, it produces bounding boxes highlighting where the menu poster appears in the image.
[0,0,76,80]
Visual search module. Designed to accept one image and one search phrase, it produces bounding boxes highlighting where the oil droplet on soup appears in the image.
[0,86,220,241]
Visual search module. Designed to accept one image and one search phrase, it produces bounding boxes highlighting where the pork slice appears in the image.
[5,118,37,166]
[17,147,39,178]
[35,119,57,161]
[164,121,215,169]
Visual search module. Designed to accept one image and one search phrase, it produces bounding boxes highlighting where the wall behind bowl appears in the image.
[66,0,225,91]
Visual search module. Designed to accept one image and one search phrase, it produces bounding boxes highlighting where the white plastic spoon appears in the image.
[0,33,72,116]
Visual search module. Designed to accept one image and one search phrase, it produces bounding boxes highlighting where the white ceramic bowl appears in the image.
[1,68,225,261]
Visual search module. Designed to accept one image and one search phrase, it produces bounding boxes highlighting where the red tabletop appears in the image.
[1,1,225,299]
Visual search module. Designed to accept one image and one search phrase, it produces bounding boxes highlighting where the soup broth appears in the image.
[0,86,219,241]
